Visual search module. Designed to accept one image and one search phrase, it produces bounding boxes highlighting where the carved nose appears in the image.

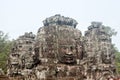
[106,56,110,59]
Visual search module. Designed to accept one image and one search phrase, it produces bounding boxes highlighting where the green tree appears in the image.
[103,26,117,37]
[0,31,11,73]
[115,51,120,74]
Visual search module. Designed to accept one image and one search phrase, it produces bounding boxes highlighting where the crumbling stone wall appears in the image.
[7,15,116,80]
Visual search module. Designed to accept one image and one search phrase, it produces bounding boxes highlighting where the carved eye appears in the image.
[105,55,107,57]
[19,45,22,48]
[109,54,111,57]
[70,46,73,51]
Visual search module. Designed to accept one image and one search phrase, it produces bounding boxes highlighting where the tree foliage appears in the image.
[115,51,120,74]
[0,31,11,73]
[103,26,117,37]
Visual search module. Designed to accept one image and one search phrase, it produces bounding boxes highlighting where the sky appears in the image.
[0,0,120,51]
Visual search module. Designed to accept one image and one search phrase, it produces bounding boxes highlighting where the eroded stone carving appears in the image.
[84,22,116,80]
[43,14,78,28]
[7,32,40,79]
[7,15,116,80]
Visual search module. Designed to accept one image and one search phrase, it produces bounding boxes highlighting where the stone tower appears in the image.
[84,22,116,79]
[35,14,85,80]
[7,15,116,80]
[7,32,37,77]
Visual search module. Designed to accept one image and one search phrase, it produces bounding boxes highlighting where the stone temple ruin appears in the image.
[7,14,116,80]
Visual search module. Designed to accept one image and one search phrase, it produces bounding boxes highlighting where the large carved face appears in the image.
[37,26,82,64]
[101,48,112,64]
[59,45,77,64]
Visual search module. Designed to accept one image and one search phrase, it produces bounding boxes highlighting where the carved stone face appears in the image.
[101,49,112,64]
[102,54,111,64]
[59,45,77,64]
[22,53,34,69]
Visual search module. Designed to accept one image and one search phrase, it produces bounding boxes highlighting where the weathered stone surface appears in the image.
[0,68,4,75]
[43,14,78,28]
[0,75,10,80]
[84,22,116,80]
[7,32,39,79]
[7,15,116,80]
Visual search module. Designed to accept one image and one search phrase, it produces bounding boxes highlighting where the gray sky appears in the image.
[0,0,120,51]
